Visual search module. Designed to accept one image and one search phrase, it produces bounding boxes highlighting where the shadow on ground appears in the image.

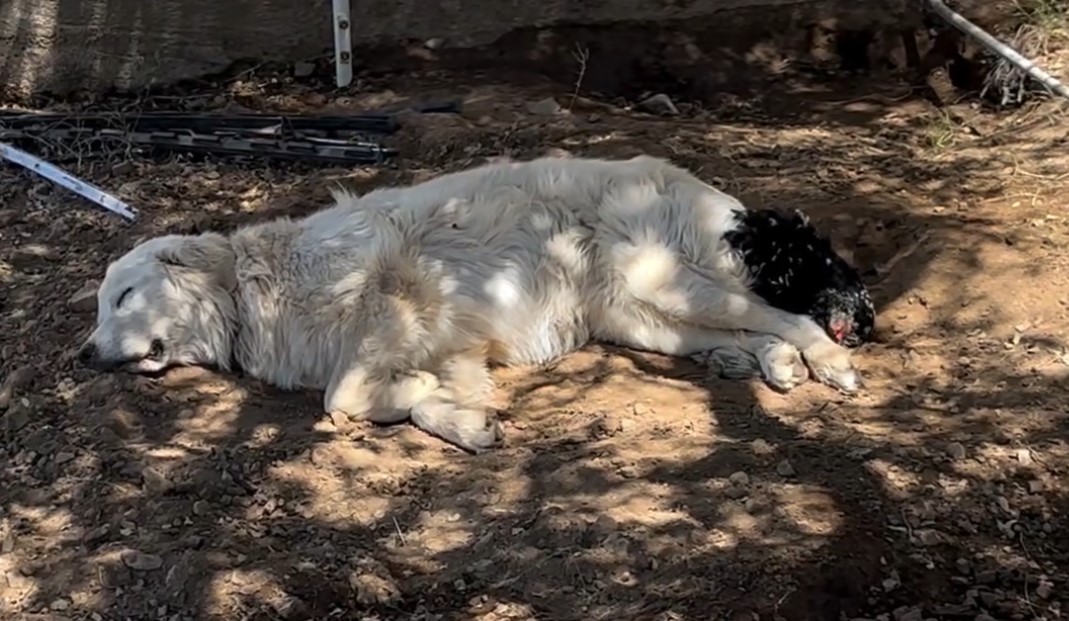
[1,70,1068,621]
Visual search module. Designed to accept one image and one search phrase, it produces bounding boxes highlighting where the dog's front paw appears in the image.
[410,398,504,454]
[391,370,441,408]
[802,340,860,393]
[755,338,809,392]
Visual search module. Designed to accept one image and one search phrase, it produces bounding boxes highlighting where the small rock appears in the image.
[776,459,795,477]
[0,365,34,410]
[1,534,14,554]
[350,563,401,604]
[977,590,998,607]
[1028,479,1044,494]
[974,569,997,585]
[638,93,679,116]
[893,605,923,621]
[328,410,351,431]
[50,598,71,611]
[424,37,445,49]
[750,438,775,456]
[2,401,30,432]
[728,471,750,487]
[121,549,164,571]
[54,451,76,465]
[955,558,971,575]
[947,442,967,460]
[68,280,100,312]
[724,486,748,500]
[526,97,561,116]
[590,413,623,439]
[269,593,308,619]
[293,61,315,78]
[974,614,995,621]
[192,500,210,516]
[83,525,109,544]
[1016,448,1033,466]
[914,528,943,546]
[142,466,173,493]
[111,161,135,175]
[1035,581,1053,599]
[882,577,900,592]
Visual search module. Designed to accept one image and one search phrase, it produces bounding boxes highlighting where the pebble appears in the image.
[1035,581,1053,599]
[54,451,76,465]
[776,459,795,477]
[975,569,997,585]
[947,442,967,460]
[192,500,210,516]
[526,97,562,116]
[893,605,922,621]
[637,93,679,116]
[0,365,34,410]
[914,528,943,546]
[1016,448,1033,466]
[728,471,750,487]
[142,466,173,493]
[121,549,164,571]
[49,598,71,611]
[292,61,315,78]
[67,280,100,312]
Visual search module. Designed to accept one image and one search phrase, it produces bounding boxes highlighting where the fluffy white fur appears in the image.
[80,155,859,452]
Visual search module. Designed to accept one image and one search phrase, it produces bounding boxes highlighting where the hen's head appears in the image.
[725,207,876,348]
[810,285,875,348]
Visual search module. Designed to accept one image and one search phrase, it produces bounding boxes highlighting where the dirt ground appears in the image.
[3,36,1069,621]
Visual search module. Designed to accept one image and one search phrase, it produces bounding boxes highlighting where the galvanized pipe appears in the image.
[924,0,1069,100]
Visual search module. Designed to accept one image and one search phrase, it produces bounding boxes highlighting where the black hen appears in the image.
[723,208,875,348]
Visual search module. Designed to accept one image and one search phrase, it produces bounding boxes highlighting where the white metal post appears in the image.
[332,0,353,88]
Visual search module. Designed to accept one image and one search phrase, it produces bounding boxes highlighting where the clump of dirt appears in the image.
[2,47,1069,621]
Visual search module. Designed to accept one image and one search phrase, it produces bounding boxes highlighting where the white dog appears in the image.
[78,155,868,452]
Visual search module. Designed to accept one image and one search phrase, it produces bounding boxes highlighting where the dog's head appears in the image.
[77,233,237,375]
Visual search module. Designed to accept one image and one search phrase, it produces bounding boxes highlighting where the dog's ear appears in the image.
[156,233,236,288]
[156,233,229,270]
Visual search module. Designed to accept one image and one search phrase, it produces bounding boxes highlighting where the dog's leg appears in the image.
[408,351,504,454]
[596,317,808,392]
[324,366,440,425]
[602,264,858,392]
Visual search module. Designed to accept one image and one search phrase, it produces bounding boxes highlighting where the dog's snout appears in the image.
[77,342,96,365]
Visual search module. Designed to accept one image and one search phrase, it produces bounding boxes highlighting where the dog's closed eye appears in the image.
[116,287,134,308]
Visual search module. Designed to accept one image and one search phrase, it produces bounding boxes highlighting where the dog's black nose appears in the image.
[77,343,96,364]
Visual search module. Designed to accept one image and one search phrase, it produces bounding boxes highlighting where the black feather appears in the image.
[723,208,875,347]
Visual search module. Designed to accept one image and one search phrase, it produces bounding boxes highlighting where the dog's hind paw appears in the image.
[409,398,504,454]
[691,347,762,380]
[755,338,809,392]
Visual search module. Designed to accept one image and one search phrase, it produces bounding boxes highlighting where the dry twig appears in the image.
[568,43,591,112]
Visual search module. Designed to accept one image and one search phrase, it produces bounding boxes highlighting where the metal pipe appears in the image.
[332,0,353,88]
[924,0,1069,100]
